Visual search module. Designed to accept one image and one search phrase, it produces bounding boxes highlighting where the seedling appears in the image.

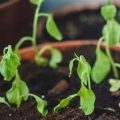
[54,55,95,115]
[91,0,120,92]
[0,0,63,116]
[15,0,63,68]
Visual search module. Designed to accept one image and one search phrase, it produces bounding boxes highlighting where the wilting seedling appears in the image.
[91,0,120,92]
[54,55,96,115]
[0,0,63,116]
[0,45,48,116]
[15,0,63,68]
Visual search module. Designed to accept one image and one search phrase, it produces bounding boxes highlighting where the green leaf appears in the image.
[101,4,117,20]
[77,56,91,85]
[79,86,95,115]
[54,94,77,112]
[30,0,43,5]
[69,58,77,77]
[92,48,111,84]
[103,20,120,45]
[49,48,62,68]
[0,45,20,81]
[46,16,63,41]
[109,79,120,92]
[6,76,29,107]
[30,94,48,116]
[0,97,10,107]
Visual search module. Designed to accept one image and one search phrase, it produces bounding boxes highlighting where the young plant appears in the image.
[0,45,48,116]
[54,55,96,115]
[91,0,120,92]
[15,0,63,68]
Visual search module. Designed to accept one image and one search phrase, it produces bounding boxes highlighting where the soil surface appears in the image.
[40,7,120,41]
[0,45,120,120]
[0,0,9,4]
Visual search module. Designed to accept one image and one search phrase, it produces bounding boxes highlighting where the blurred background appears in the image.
[0,0,120,51]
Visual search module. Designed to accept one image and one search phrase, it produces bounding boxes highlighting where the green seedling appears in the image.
[54,55,95,115]
[15,0,63,68]
[92,0,120,92]
[0,46,48,116]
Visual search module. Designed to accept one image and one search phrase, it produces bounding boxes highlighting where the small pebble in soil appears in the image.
[8,113,12,117]
[41,95,45,99]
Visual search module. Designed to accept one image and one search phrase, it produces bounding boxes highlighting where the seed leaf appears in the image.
[0,45,20,81]
[54,94,77,112]
[92,48,111,84]
[30,0,43,5]
[46,16,63,41]
[49,48,62,68]
[6,78,29,107]
[109,79,120,92]
[77,56,91,85]
[31,94,48,116]
[103,20,120,45]
[78,85,95,115]
[69,58,77,77]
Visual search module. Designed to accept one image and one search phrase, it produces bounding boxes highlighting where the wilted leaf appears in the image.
[6,76,29,107]
[92,48,111,84]
[0,45,20,81]
[103,20,120,45]
[79,85,95,115]
[30,94,48,116]
[54,94,77,112]
[49,48,62,68]
[46,16,63,41]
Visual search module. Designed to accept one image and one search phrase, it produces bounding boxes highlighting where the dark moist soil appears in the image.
[0,45,120,120]
[40,7,120,42]
[0,0,9,4]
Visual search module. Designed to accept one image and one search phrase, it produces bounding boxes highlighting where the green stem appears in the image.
[32,1,44,48]
[38,13,50,17]
[96,37,104,52]
[107,0,112,4]
[37,45,52,56]
[105,33,119,78]
[15,36,33,52]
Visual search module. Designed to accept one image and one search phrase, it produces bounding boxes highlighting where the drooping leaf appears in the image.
[46,16,63,41]
[6,76,29,107]
[103,20,120,45]
[92,48,111,84]
[0,97,10,107]
[0,45,20,81]
[69,58,77,77]
[101,4,117,20]
[77,56,91,85]
[30,94,48,116]
[30,0,43,5]
[109,79,120,92]
[49,48,62,68]
[78,85,95,115]
[54,94,77,112]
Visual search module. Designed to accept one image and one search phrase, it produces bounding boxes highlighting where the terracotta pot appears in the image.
[0,0,34,51]
[38,1,120,42]
[19,40,120,62]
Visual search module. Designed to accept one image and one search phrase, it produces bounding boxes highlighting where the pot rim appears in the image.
[0,0,20,10]
[19,40,120,62]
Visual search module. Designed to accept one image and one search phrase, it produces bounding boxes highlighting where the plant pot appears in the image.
[0,41,120,119]
[0,0,34,51]
[38,1,120,42]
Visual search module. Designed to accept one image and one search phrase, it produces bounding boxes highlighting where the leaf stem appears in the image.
[105,32,119,78]
[15,36,33,52]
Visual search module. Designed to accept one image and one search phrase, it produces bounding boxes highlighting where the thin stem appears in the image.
[105,31,119,78]
[87,73,91,90]
[32,1,44,48]
[38,13,50,17]
[15,36,33,52]
[37,45,52,56]
[96,37,104,52]
[114,63,120,68]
